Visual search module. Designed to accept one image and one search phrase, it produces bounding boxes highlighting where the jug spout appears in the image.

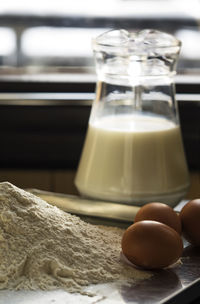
[92,29,181,85]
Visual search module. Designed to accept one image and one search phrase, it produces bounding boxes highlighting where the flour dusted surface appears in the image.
[0,182,150,293]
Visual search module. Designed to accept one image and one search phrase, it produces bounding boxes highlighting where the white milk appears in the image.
[75,114,189,206]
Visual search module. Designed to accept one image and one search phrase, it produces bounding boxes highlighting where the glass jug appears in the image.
[75,29,189,207]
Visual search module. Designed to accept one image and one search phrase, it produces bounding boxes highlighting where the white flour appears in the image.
[0,182,151,294]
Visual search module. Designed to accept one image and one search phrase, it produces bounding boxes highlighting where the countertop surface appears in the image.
[0,243,200,304]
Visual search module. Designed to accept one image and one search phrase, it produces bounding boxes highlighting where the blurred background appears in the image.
[0,0,200,74]
[0,0,199,199]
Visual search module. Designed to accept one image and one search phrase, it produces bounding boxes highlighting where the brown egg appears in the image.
[180,199,200,246]
[134,202,181,234]
[121,220,183,269]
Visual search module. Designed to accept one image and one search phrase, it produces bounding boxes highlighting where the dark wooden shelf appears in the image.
[0,91,199,170]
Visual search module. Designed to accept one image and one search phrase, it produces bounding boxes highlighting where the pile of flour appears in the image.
[0,182,150,293]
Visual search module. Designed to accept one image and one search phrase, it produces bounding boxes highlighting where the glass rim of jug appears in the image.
[92,29,182,78]
[92,29,181,56]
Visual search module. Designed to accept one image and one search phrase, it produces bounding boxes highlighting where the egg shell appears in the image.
[134,202,181,234]
[180,199,200,246]
[121,220,183,269]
